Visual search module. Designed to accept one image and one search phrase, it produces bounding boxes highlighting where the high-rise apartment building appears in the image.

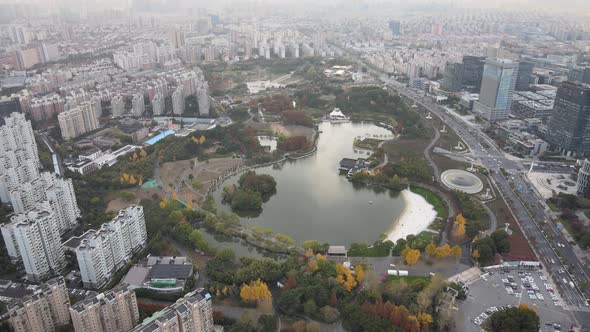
[171,29,186,49]
[131,288,213,332]
[515,61,534,91]
[1,207,66,282]
[578,159,590,199]
[172,87,184,115]
[388,20,401,35]
[132,93,145,117]
[70,284,140,332]
[73,205,147,288]
[473,58,518,122]
[8,277,71,332]
[461,55,486,90]
[152,93,164,116]
[111,95,125,117]
[546,82,590,157]
[57,101,100,140]
[9,172,79,234]
[0,112,40,202]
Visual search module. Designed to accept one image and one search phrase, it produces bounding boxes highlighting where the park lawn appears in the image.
[383,137,430,163]
[429,218,447,232]
[412,186,448,219]
[386,275,432,286]
[430,154,470,173]
[414,231,439,247]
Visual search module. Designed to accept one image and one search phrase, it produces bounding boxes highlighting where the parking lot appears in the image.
[456,269,577,332]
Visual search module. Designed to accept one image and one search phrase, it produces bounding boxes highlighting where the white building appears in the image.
[57,101,100,140]
[131,94,145,117]
[1,207,66,282]
[152,93,164,116]
[70,205,147,289]
[172,87,184,115]
[111,95,125,118]
[0,113,40,202]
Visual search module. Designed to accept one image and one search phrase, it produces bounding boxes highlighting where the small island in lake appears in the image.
[222,171,277,215]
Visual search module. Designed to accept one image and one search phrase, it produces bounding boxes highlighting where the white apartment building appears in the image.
[131,289,213,332]
[72,205,147,289]
[0,113,40,202]
[131,93,145,117]
[172,87,184,115]
[57,101,100,140]
[152,93,164,116]
[70,284,140,332]
[8,277,71,332]
[9,173,80,234]
[1,207,66,282]
[111,95,125,117]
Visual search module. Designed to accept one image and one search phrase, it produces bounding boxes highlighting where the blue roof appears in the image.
[145,130,175,146]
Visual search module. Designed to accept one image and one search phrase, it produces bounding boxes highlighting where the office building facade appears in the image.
[568,65,590,84]
[473,58,518,122]
[515,61,534,91]
[578,159,590,199]
[461,55,486,90]
[547,82,590,156]
[442,62,464,92]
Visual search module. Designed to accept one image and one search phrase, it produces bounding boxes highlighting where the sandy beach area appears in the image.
[386,189,437,242]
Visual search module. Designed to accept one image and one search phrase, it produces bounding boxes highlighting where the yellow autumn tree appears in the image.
[240,279,272,303]
[434,243,452,258]
[452,214,466,239]
[308,261,319,271]
[129,175,137,185]
[316,253,327,262]
[343,272,357,292]
[405,249,421,265]
[172,192,178,200]
[132,152,138,161]
[336,263,346,275]
[191,136,199,144]
[472,249,480,259]
[355,265,365,282]
[425,242,437,257]
[304,248,314,259]
[199,135,206,144]
[138,176,144,186]
[122,173,130,182]
[417,312,433,327]
[159,200,167,209]
[451,245,462,259]
[140,149,147,158]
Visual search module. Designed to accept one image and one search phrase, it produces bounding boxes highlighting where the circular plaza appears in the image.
[440,169,484,194]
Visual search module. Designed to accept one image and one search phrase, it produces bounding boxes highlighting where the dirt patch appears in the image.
[486,198,536,261]
[106,189,164,213]
[159,157,244,206]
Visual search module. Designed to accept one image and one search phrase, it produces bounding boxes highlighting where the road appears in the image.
[376,76,590,327]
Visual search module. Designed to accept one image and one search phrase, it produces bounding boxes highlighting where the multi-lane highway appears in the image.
[377,76,590,326]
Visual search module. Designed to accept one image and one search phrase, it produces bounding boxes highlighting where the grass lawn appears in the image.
[429,218,447,232]
[412,186,449,219]
[383,137,431,163]
[386,275,432,286]
[431,155,469,173]
[414,231,439,247]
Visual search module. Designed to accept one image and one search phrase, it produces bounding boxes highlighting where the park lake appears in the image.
[213,121,437,246]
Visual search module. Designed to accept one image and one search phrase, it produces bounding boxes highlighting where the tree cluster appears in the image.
[473,230,511,265]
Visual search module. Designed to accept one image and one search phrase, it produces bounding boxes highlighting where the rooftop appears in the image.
[147,264,193,280]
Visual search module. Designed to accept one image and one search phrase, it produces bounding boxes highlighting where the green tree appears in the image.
[491,229,511,254]
[257,315,277,332]
[487,306,540,332]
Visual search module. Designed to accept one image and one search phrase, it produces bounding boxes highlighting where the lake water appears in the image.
[214,122,404,246]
